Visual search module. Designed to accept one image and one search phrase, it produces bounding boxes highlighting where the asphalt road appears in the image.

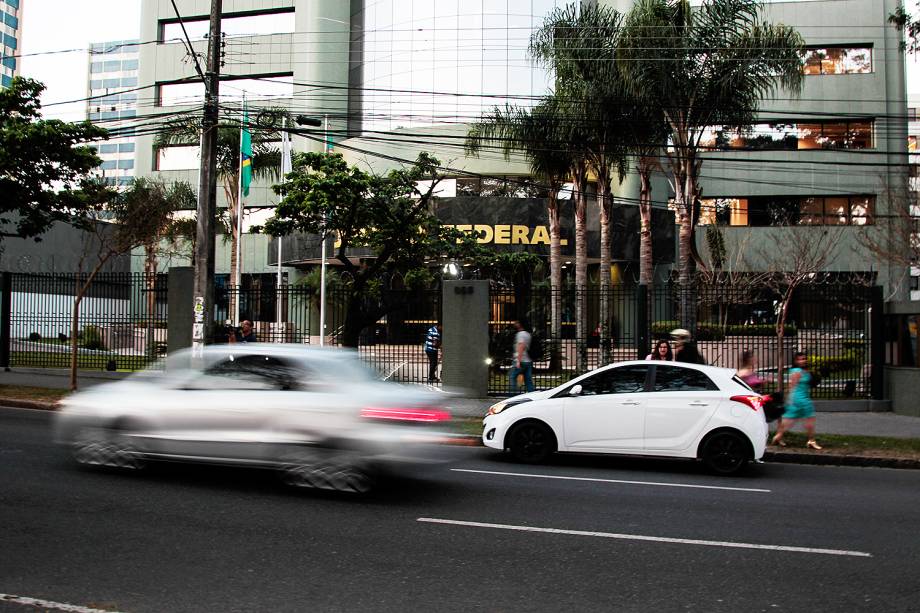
[2,407,919,613]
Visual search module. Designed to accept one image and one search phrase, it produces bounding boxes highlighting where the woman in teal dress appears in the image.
[771,352,822,450]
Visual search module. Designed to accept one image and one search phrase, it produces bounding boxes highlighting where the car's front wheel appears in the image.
[72,426,145,471]
[507,421,555,464]
[700,431,751,476]
[280,447,373,494]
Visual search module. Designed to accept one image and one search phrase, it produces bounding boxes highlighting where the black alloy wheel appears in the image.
[508,422,554,464]
[701,431,750,476]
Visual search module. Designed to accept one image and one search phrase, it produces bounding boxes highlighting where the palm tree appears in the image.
[466,99,573,364]
[531,3,631,369]
[618,0,805,329]
[156,112,283,320]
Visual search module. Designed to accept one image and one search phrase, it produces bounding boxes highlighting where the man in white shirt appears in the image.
[509,320,534,393]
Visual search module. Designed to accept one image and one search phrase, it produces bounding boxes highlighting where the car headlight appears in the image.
[487,398,532,416]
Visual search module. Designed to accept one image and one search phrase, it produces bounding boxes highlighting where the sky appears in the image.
[16,0,920,122]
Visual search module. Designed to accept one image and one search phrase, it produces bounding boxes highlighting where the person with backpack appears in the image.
[424,323,442,383]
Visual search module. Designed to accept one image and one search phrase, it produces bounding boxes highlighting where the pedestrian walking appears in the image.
[509,320,534,393]
[425,323,442,383]
[646,339,673,360]
[736,350,765,392]
[671,328,706,364]
[228,319,257,344]
[771,352,822,450]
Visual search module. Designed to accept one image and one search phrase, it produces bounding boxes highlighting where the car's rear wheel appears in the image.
[280,447,373,494]
[72,426,145,471]
[507,421,555,464]
[700,431,750,476]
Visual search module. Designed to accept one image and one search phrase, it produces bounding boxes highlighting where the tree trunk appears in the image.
[547,193,563,372]
[573,165,588,373]
[70,261,108,391]
[144,243,157,318]
[638,164,654,287]
[776,285,796,395]
[597,169,611,366]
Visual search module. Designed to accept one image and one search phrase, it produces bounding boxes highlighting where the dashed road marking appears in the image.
[417,518,872,558]
[0,593,126,613]
[451,468,771,493]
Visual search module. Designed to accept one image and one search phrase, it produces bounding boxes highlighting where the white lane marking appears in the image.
[451,468,771,493]
[417,518,872,558]
[0,593,127,613]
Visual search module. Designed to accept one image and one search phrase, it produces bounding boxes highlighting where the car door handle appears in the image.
[689,402,709,407]
[620,401,641,405]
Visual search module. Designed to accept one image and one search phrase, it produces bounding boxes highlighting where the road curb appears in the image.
[446,434,920,470]
[0,397,59,411]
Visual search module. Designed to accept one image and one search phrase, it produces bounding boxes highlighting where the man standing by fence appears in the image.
[425,323,442,383]
[509,320,534,393]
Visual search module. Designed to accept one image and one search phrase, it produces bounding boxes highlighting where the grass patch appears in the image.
[11,352,155,372]
[450,417,484,437]
[0,385,71,403]
[771,432,920,458]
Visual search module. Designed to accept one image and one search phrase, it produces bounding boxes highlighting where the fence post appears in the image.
[167,267,195,357]
[442,280,489,396]
[636,284,649,360]
[0,272,10,370]
[870,285,884,400]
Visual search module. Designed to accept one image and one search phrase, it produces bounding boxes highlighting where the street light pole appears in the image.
[191,0,223,353]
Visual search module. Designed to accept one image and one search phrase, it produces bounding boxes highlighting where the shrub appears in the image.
[28,332,41,341]
[842,339,867,352]
[808,350,863,376]
[80,325,107,351]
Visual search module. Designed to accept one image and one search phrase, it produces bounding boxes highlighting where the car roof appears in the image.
[585,360,736,379]
[170,344,358,363]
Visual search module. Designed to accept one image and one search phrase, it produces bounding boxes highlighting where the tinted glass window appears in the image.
[204,354,304,390]
[578,366,648,395]
[653,366,718,392]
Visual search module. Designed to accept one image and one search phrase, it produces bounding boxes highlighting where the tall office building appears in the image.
[0,0,22,89]
[87,40,140,187]
[137,0,909,295]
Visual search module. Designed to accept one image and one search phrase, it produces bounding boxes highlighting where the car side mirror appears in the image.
[569,384,583,396]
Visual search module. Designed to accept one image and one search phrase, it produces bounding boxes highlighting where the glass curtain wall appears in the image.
[357,0,574,132]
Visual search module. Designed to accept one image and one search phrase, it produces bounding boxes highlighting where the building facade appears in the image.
[135,0,909,296]
[87,40,140,187]
[0,0,22,89]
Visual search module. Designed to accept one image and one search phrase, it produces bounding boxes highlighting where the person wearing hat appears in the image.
[671,328,706,365]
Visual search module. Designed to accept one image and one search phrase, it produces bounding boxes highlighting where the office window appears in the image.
[700,196,875,227]
[90,62,104,74]
[1,55,13,71]
[103,60,121,72]
[158,75,293,105]
[121,77,138,87]
[90,80,103,89]
[156,145,199,171]
[803,47,872,75]
[122,59,138,71]
[98,144,118,154]
[117,159,134,170]
[2,33,16,50]
[100,160,117,170]
[103,78,121,89]
[702,120,874,151]
[118,143,135,153]
[161,10,294,41]
[2,11,17,28]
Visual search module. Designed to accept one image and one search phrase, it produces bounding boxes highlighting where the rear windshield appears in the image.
[732,375,754,392]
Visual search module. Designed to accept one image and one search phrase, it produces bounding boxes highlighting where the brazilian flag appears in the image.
[240,108,252,197]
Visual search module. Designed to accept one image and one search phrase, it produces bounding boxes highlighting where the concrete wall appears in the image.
[885,367,920,416]
[442,280,489,397]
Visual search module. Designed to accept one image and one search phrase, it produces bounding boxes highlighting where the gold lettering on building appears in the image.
[443,224,567,246]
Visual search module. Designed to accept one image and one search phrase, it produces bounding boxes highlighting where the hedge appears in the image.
[809,350,863,376]
[650,321,797,341]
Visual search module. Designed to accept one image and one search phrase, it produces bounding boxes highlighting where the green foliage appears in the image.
[80,326,106,351]
[651,320,797,341]
[0,77,109,241]
[808,351,863,377]
[403,267,434,290]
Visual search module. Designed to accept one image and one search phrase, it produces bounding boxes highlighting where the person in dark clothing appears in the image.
[424,323,442,383]
[229,319,257,344]
[671,328,706,364]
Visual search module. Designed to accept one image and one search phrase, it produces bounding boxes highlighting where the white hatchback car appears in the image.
[54,345,454,493]
[482,361,767,475]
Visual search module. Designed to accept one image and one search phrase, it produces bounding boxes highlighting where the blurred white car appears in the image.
[54,345,454,493]
[482,361,767,475]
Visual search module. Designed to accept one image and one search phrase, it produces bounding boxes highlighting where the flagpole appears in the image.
[319,113,329,347]
[234,98,246,326]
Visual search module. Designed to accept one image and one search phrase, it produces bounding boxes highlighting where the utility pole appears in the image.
[191,0,223,353]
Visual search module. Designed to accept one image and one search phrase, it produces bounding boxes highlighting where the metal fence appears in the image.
[4,272,167,371]
[488,282,881,399]
[217,284,313,344]
[327,288,441,385]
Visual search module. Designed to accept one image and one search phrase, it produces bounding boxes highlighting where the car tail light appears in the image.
[361,406,452,423]
[730,395,763,412]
